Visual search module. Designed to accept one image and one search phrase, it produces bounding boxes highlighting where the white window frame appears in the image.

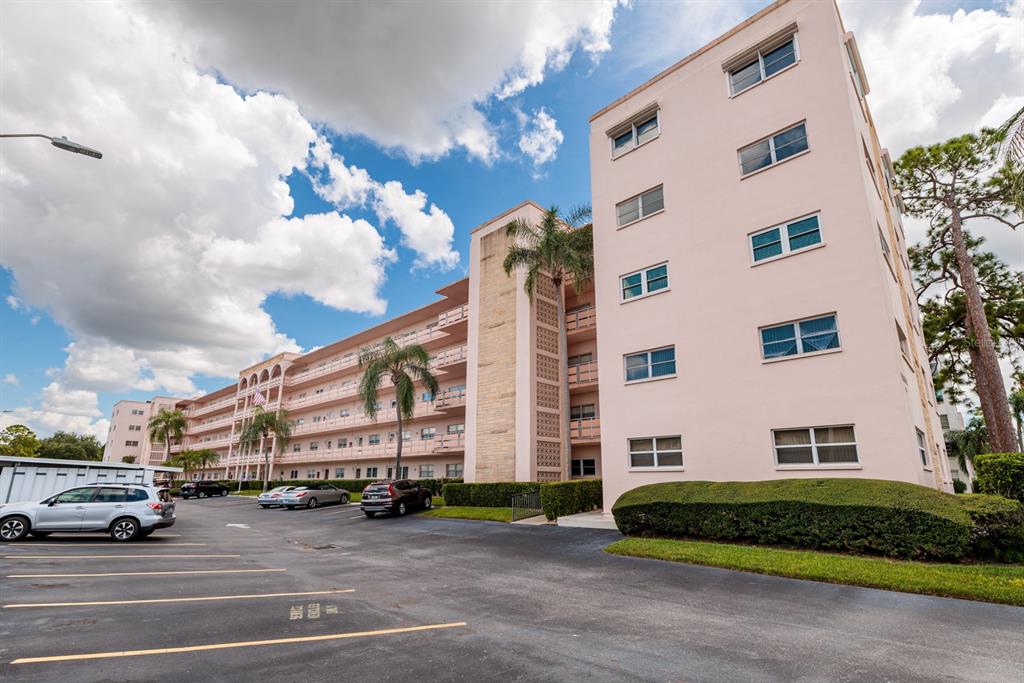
[726,33,800,97]
[772,425,860,468]
[759,313,841,362]
[419,465,434,478]
[366,467,378,478]
[615,185,665,229]
[738,121,809,177]
[749,212,824,265]
[620,262,670,301]
[446,463,464,478]
[623,345,677,384]
[609,109,661,159]
[421,427,437,441]
[916,428,930,469]
[628,436,683,471]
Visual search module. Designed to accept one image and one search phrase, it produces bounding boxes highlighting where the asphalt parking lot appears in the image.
[1,496,1022,682]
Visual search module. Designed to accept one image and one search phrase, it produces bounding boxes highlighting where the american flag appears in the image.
[252,391,267,406]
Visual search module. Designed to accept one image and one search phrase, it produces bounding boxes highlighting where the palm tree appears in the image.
[996,105,1024,213]
[238,407,291,492]
[169,449,201,480]
[947,416,990,473]
[503,205,594,478]
[359,337,439,481]
[147,408,187,465]
[195,448,221,480]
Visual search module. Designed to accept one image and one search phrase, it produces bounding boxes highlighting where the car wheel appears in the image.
[0,516,30,542]
[260,504,270,509]
[221,489,228,496]
[307,497,319,509]
[198,491,206,499]
[397,502,407,516]
[423,496,433,510]
[30,530,53,538]
[340,494,350,505]
[110,517,140,542]
[364,511,376,518]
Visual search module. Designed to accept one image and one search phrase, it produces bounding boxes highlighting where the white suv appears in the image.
[0,484,176,542]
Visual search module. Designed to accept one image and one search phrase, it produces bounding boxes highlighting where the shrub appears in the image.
[957,493,1024,562]
[952,479,967,494]
[611,479,1005,561]
[442,482,539,507]
[973,453,1024,503]
[540,479,602,520]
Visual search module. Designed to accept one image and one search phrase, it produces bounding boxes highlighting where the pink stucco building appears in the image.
[104,0,950,508]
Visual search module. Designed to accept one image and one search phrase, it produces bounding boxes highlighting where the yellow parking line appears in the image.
[8,568,287,578]
[5,554,240,560]
[11,622,467,664]
[4,589,355,609]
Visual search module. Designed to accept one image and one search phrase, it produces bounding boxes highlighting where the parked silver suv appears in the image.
[0,484,176,542]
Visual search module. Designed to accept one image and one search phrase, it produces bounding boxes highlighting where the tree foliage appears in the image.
[358,337,439,479]
[37,430,103,461]
[238,407,291,491]
[896,126,1022,453]
[911,235,1024,403]
[0,424,40,458]
[945,416,990,473]
[502,204,593,299]
[147,408,187,464]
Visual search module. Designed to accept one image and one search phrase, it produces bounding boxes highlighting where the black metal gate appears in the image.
[511,490,542,521]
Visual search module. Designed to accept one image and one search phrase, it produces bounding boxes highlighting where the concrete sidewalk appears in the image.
[556,510,619,530]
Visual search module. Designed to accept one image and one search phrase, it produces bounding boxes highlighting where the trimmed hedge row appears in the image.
[974,453,1024,503]
[442,479,602,520]
[611,478,1024,561]
[540,479,603,520]
[442,482,540,507]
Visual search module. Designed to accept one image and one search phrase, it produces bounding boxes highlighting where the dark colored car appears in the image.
[179,482,229,499]
[361,480,432,517]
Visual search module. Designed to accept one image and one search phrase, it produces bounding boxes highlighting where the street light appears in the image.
[0,133,102,159]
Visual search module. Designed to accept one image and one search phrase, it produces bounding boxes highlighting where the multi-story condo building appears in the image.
[158,279,470,482]
[104,0,950,507]
[102,396,182,464]
[589,0,949,510]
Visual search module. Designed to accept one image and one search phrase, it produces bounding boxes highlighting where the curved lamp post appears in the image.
[0,133,102,159]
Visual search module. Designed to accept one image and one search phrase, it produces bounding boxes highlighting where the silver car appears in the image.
[0,484,176,542]
[258,485,296,508]
[280,484,350,509]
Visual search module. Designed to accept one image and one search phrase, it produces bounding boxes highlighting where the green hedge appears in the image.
[540,479,603,520]
[974,453,1024,503]
[611,479,1024,561]
[442,482,540,507]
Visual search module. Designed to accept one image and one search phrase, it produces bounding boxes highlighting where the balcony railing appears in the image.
[570,417,600,442]
[435,388,467,409]
[176,433,238,451]
[189,414,235,434]
[566,305,596,333]
[437,304,468,328]
[189,396,237,417]
[239,379,282,397]
[568,361,598,386]
[272,434,465,464]
[432,345,467,368]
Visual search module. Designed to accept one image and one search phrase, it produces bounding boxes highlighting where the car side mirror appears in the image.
[47,500,57,507]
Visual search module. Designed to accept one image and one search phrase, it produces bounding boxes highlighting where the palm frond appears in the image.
[563,203,592,228]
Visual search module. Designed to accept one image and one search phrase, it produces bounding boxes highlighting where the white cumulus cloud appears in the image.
[518,108,565,169]
[3,374,18,386]
[374,182,460,271]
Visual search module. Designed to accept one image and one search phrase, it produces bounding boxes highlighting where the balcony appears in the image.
[570,417,600,443]
[566,305,596,340]
[568,362,598,390]
[177,433,238,451]
[284,354,359,387]
[189,414,235,434]
[432,345,467,374]
[437,304,468,331]
[272,433,465,465]
[239,379,282,398]
[189,396,237,417]
[434,387,466,411]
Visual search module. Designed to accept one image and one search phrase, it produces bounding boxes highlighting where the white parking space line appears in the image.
[5,554,240,560]
[5,543,208,547]
[8,568,287,578]
[10,622,468,664]
[4,589,355,609]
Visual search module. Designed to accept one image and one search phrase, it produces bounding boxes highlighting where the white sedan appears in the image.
[280,484,350,509]
[257,486,296,508]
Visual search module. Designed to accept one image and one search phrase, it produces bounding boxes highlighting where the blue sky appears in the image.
[1,0,1020,438]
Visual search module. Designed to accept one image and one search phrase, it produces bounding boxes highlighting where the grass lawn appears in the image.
[605,538,1024,606]
[423,506,513,522]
